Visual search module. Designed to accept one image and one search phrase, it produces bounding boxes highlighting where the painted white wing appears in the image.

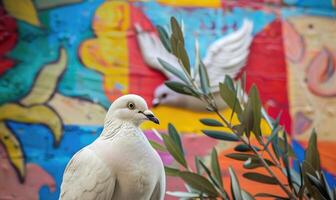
[59,148,115,200]
[136,19,253,88]
[135,23,179,79]
[203,19,254,91]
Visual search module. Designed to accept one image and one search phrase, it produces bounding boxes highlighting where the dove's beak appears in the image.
[141,110,160,124]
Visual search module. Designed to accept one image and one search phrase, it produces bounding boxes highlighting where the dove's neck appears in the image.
[100,118,140,140]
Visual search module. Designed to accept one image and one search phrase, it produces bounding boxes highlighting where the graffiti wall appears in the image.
[0,0,335,199]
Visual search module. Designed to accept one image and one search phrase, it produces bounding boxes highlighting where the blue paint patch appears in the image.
[281,6,336,19]
[1,0,111,108]
[284,0,334,9]
[7,121,102,200]
[136,2,275,65]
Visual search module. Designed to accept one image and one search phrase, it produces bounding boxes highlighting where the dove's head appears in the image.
[105,94,159,126]
[152,84,181,107]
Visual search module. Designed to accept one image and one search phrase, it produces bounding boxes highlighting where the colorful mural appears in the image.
[0,0,335,199]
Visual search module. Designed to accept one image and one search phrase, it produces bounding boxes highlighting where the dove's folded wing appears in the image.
[59,148,115,200]
[135,24,180,78]
[203,19,254,92]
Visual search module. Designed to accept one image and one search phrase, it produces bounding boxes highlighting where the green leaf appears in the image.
[195,156,202,175]
[164,166,180,176]
[202,130,239,141]
[234,144,259,152]
[149,140,167,152]
[178,171,218,197]
[176,41,190,74]
[211,148,223,188]
[170,35,178,56]
[255,193,289,199]
[278,137,296,157]
[170,17,184,45]
[307,173,330,199]
[219,82,242,115]
[241,97,254,138]
[166,191,200,198]
[225,153,257,161]
[224,75,235,92]
[241,72,246,93]
[249,85,262,139]
[199,59,210,94]
[198,160,220,189]
[305,129,320,171]
[243,172,278,185]
[264,125,281,150]
[168,123,184,155]
[200,118,223,127]
[243,158,275,169]
[158,58,189,84]
[282,131,294,190]
[241,190,255,200]
[165,81,199,97]
[156,25,171,52]
[162,134,187,168]
[229,167,243,200]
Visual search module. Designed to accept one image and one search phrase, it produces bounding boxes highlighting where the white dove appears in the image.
[59,94,165,200]
[136,19,253,111]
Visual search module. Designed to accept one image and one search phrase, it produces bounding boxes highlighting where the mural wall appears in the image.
[0,0,335,199]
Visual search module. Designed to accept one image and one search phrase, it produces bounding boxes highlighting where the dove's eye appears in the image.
[127,102,135,110]
[161,93,167,99]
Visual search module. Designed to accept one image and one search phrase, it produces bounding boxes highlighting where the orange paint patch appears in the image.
[218,139,288,198]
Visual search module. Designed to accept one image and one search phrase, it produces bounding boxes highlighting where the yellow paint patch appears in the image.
[3,0,40,26]
[80,1,130,101]
[157,0,221,8]
[141,106,271,135]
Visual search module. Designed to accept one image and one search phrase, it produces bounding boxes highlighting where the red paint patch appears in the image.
[128,5,166,106]
[0,7,17,75]
[242,19,291,132]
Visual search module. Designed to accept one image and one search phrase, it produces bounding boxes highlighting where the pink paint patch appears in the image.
[294,111,312,135]
[128,5,166,107]
[0,144,56,199]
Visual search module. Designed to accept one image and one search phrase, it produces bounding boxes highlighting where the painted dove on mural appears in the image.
[136,19,254,111]
[60,94,164,200]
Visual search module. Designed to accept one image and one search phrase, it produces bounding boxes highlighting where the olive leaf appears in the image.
[200,118,224,127]
[165,166,180,176]
[165,81,199,97]
[219,82,242,115]
[170,17,184,45]
[158,58,189,84]
[234,144,259,152]
[176,41,191,74]
[156,25,171,52]
[166,191,200,198]
[168,123,184,155]
[162,134,187,168]
[211,148,224,189]
[199,59,210,94]
[225,153,257,161]
[202,130,239,141]
[229,167,243,200]
[178,171,218,197]
[305,129,320,171]
[243,172,278,185]
[243,158,275,169]
[149,140,167,152]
